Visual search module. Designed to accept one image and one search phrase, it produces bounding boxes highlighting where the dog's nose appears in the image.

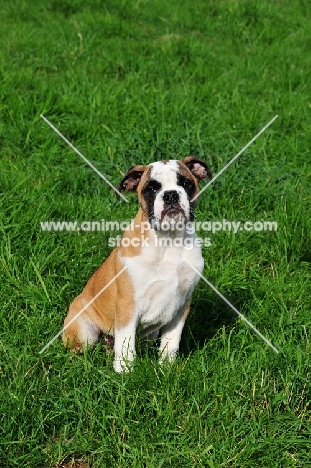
[163,190,179,205]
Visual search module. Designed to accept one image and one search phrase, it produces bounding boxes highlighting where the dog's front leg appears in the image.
[159,299,191,363]
[113,320,137,373]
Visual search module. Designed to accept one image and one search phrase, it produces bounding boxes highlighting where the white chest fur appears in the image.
[121,231,204,335]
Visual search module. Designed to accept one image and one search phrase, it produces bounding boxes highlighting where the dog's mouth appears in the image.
[150,206,188,231]
[163,207,183,215]
[160,206,187,224]
[162,205,184,216]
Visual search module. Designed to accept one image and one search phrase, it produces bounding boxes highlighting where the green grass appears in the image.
[1,0,311,466]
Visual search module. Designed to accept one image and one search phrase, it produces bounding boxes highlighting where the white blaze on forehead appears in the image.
[150,160,178,187]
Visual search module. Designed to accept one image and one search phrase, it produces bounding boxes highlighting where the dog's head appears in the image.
[118,157,212,230]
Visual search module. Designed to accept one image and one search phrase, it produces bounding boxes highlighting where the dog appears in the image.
[62,156,212,372]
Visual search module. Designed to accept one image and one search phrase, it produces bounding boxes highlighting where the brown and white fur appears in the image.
[62,156,212,372]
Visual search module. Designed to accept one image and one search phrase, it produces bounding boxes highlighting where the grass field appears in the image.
[1,0,311,466]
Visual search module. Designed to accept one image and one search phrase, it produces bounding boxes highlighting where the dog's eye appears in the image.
[182,179,194,190]
[144,181,161,195]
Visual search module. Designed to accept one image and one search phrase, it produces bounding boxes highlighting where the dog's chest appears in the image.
[121,242,203,330]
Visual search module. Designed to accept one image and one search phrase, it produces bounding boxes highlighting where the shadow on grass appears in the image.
[180,292,248,357]
[80,290,250,361]
[300,248,311,264]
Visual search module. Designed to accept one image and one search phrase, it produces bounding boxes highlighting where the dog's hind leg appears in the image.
[62,295,101,351]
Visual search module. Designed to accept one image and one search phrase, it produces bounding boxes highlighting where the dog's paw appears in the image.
[159,350,178,365]
[113,357,134,373]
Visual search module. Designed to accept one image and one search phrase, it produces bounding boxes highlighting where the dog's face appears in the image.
[119,156,212,230]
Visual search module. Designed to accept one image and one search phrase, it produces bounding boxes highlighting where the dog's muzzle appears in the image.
[160,189,186,223]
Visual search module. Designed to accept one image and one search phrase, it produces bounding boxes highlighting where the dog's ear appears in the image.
[117,165,146,195]
[181,156,212,182]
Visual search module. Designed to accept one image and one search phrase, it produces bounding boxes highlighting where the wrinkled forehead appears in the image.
[137,160,197,195]
[149,160,179,185]
[145,160,193,186]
